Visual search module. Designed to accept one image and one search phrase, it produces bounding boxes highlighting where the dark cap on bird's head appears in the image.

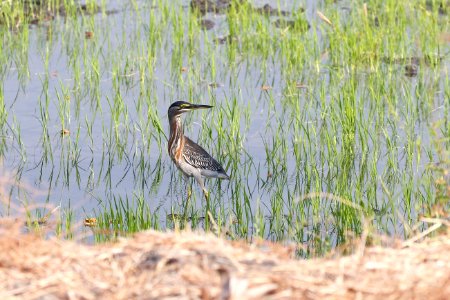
[168,101,213,116]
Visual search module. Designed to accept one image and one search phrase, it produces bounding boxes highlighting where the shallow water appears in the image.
[0,0,449,251]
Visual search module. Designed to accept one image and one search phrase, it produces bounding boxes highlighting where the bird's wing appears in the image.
[183,137,226,173]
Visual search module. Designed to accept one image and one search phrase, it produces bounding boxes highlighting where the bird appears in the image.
[167,101,229,200]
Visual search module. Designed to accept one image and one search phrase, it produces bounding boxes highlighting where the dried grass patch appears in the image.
[0,218,449,299]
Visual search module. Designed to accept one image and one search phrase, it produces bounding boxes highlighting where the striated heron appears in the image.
[168,101,229,199]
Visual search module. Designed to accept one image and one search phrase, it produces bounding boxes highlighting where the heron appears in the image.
[167,101,229,200]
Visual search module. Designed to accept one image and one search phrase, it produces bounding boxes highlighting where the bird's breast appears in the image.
[170,135,185,163]
[176,138,184,160]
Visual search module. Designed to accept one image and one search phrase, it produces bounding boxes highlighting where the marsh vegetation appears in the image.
[0,0,449,256]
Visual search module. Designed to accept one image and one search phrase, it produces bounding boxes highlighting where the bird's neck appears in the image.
[169,116,184,154]
[170,116,183,138]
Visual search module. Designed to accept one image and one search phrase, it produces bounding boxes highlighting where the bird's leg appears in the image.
[182,175,191,222]
[193,173,212,230]
[193,173,209,201]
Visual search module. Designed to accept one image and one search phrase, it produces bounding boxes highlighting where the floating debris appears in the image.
[84,218,97,227]
[295,82,308,89]
[404,64,418,77]
[200,19,215,30]
[273,18,310,32]
[255,4,291,16]
[191,0,297,17]
[425,0,449,15]
[273,19,295,28]
[215,35,234,44]
[85,31,94,39]
[190,0,239,15]
[373,16,380,27]
[25,217,48,227]
[208,82,223,88]
[61,129,70,136]
[317,11,333,26]
[6,2,121,28]
[382,55,444,66]
[167,213,183,221]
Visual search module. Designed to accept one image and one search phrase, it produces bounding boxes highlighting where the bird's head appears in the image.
[168,101,213,118]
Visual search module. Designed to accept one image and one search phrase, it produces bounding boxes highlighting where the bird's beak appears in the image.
[188,104,213,110]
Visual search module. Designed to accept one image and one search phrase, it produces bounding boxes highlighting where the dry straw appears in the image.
[0,217,449,300]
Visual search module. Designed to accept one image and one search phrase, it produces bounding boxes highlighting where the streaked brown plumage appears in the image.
[168,101,229,199]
